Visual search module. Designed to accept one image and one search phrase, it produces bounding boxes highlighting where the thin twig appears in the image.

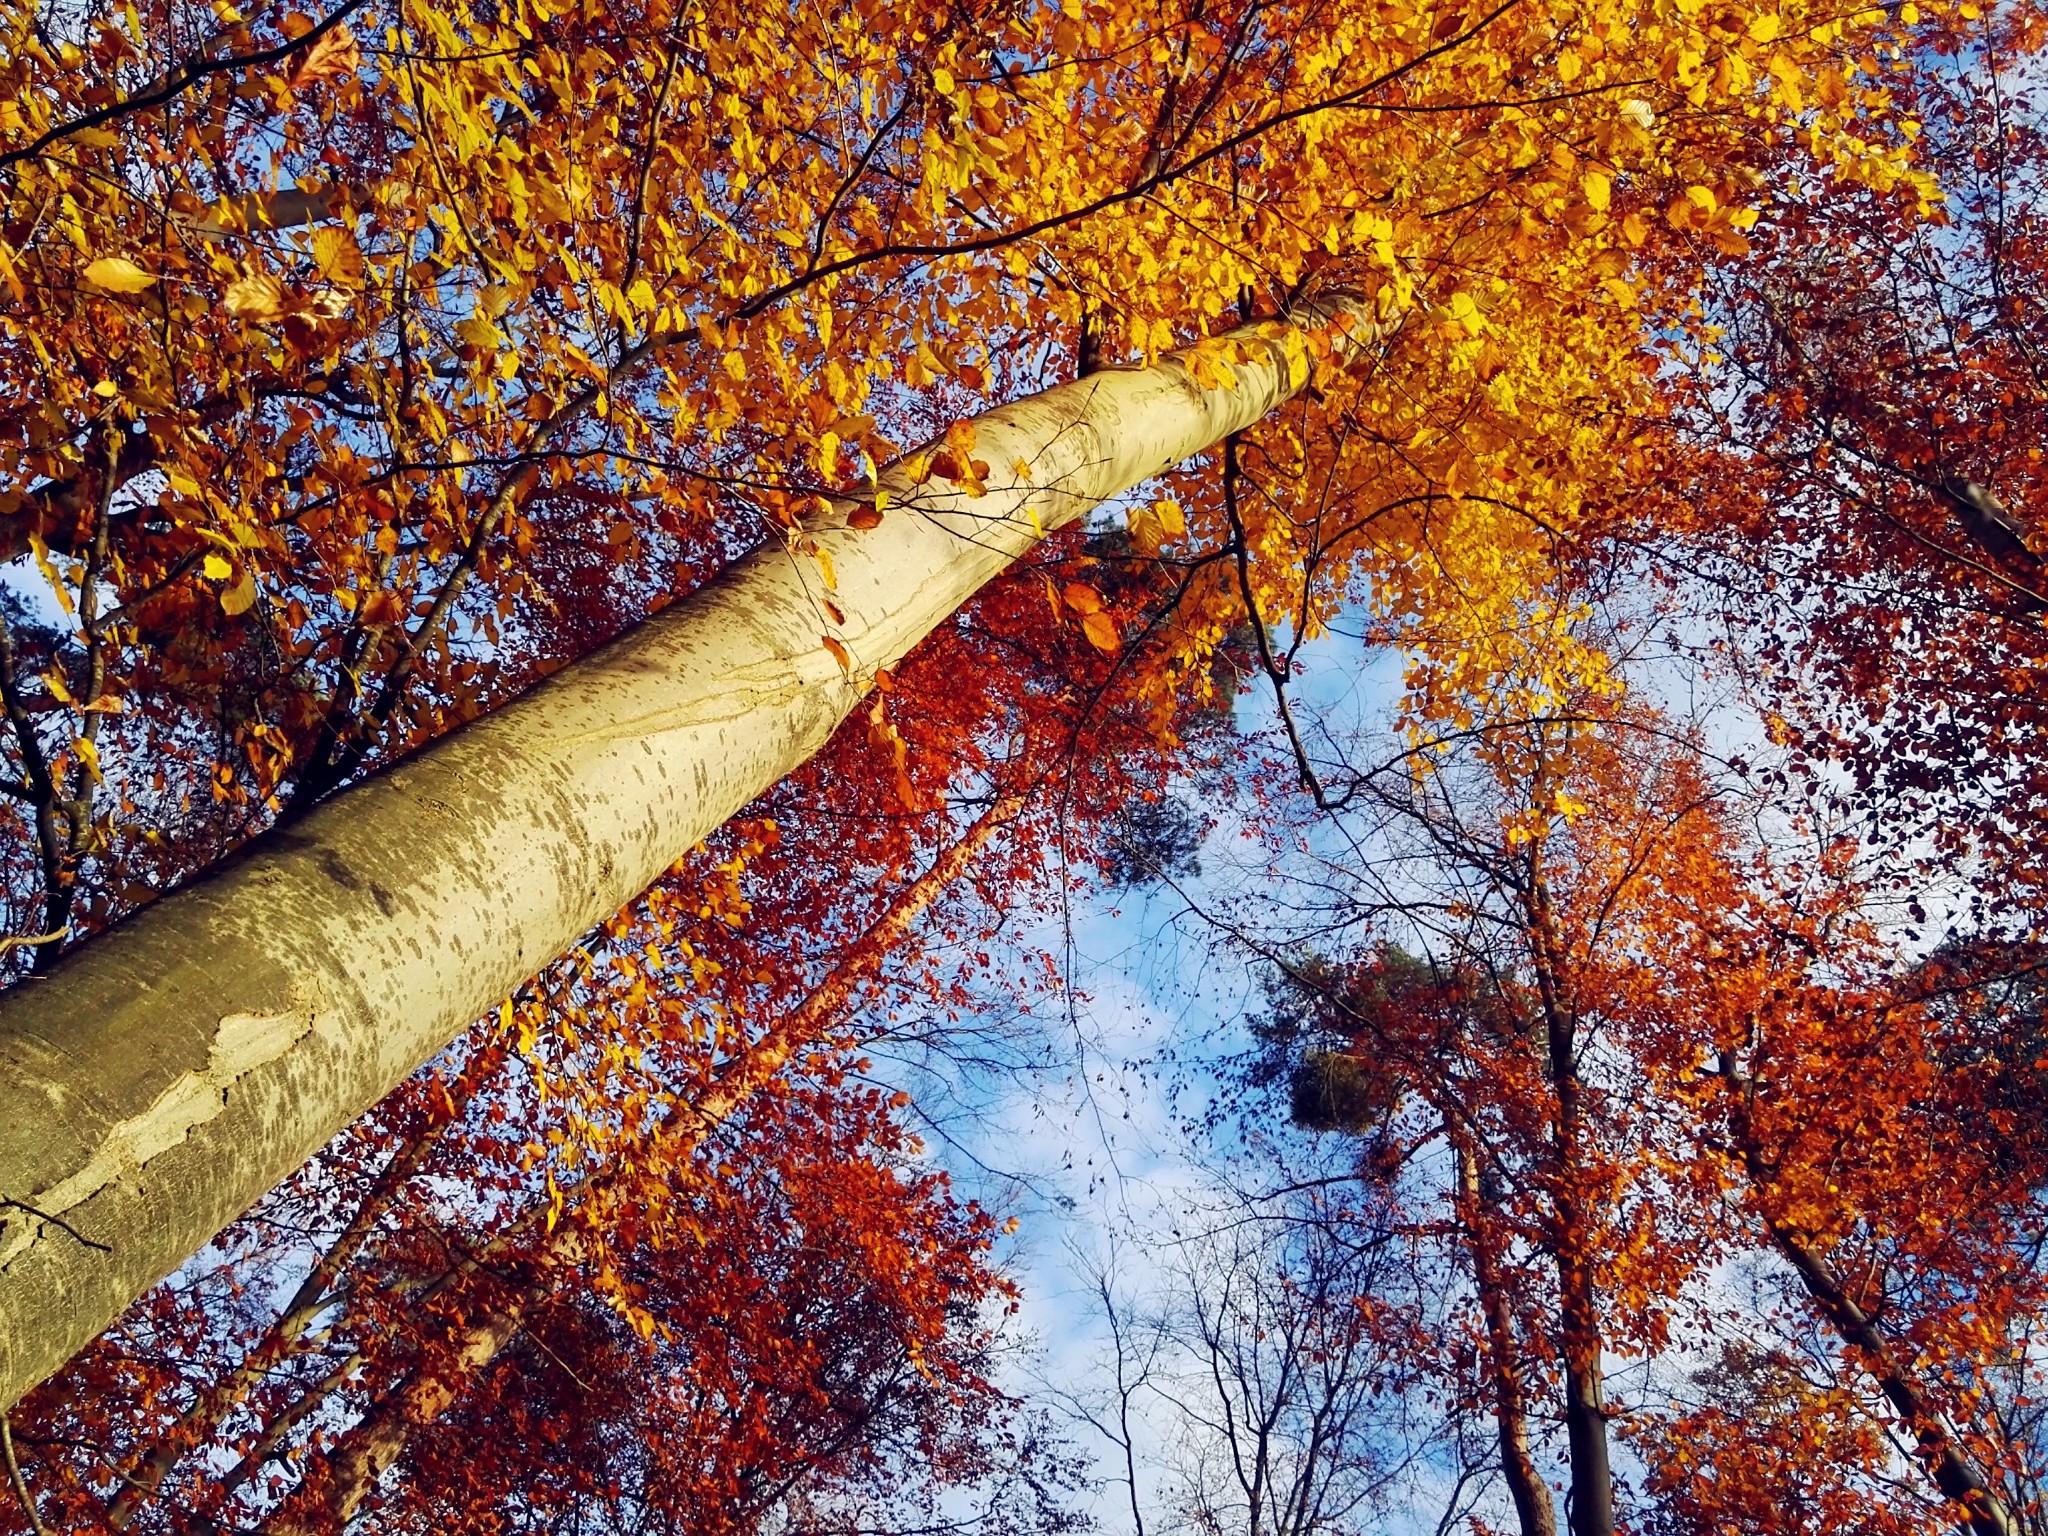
[0,1197,110,1252]
[0,927,68,956]
[2,1412,49,1535]
[1221,432,1355,811]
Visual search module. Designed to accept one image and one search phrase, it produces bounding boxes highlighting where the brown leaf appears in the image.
[289,24,362,91]
[845,502,883,530]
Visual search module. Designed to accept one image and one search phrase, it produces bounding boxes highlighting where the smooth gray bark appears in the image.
[0,304,1367,1409]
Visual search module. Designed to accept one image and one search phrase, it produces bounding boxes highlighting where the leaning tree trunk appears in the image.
[0,301,1375,1409]
[255,794,1018,1535]
[1451,1128,1558,1536]
[1715,1054,2017,1536]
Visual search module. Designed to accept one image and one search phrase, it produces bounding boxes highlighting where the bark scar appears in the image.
[0,983,329,1270]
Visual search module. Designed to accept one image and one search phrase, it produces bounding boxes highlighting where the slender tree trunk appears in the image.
[252,795,1020,1534]
[1525,870,1615,1536]
[0,300,1382,1411]
[1451,1127,1559,1536]
[1716,1054,2017,1536]
[102,1032,509,1529]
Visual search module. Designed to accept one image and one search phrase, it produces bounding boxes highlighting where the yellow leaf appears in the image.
[1125,506,1162,556]
[28,535,73,617]
[1154,498,1186,538]
[1582,170,1612,213]
[312,226,364,287]
[202,553,232,581]
[73,737,102,785]
[221,567,259,616]
[932,67,955,94]
[84,256,156,293]
[1747,11,1780,41]
[225,272,286,321]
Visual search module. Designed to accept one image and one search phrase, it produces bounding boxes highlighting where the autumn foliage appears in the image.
[4,0,2048,1525]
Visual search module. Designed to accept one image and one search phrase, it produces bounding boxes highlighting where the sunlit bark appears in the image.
[254,794,1018,1533]
[0,303,1374,1408]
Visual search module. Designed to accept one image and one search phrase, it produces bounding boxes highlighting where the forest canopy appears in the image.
[0,0,2045,1530]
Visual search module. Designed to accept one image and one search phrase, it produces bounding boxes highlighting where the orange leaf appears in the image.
[1081,611,1120,653]
[845,502,883,530]
[821,635,851,673]
[894,767,921,812]
[359,589,404,626]
[1062,582,1103,615]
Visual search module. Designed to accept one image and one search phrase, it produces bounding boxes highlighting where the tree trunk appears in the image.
[1526,871,1615,1536]
[1716,1055,2017,1536]
[254,795,1018,1534]
[1451,1128,1558,1536]
[0,302,1377,1411]
[102,1032,508,1529]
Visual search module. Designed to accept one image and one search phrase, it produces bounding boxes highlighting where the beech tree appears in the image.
[0,534,1209,1530]
[0,0,1971,1414]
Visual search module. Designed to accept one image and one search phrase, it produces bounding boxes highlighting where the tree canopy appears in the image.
[2,0,2047,1529]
